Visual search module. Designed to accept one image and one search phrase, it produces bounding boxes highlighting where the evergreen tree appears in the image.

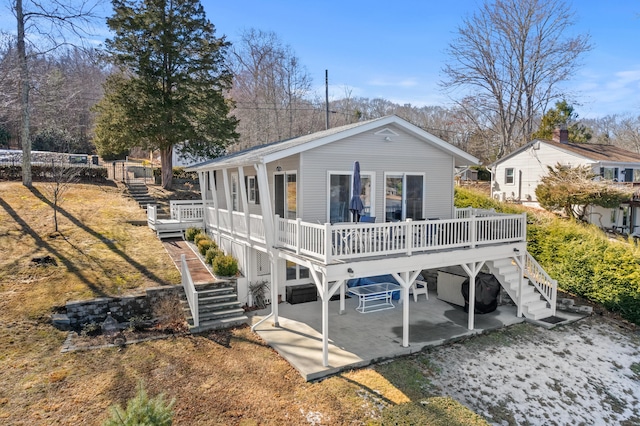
[95,0,238,188]
[532,100,592,143]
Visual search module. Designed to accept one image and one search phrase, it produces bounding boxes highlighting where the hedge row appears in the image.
[152,167,198,181]
[0,165,108,182]
[455,186,640,325]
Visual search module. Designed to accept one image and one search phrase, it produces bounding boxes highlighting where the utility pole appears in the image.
[325,69,329,130]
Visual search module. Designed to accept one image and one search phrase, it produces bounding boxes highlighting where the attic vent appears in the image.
[374,128,399,137]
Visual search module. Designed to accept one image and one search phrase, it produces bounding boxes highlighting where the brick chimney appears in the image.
[552,126,569,144]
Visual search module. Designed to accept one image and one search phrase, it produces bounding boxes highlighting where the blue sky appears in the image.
[3,0,639,118]
[205,0,640,119]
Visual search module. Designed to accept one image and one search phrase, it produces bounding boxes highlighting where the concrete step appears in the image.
[188,315,248,333]
[158,231,184,240]
[198,293,238,304]
[197,287,236,297]
[188,307,245,323]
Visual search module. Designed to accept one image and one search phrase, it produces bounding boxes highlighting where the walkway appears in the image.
[161,238,218,284]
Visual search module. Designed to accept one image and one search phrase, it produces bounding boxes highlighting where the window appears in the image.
[246,176,260,204]
[602,167,618,181]
[505,168,515,184]
[231,173,239,211]
[634,170,640,182]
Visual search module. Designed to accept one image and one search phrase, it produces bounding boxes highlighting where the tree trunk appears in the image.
[160,146,173,190]
[16,0,32,187]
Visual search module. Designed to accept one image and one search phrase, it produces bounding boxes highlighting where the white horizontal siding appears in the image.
[494,143,588,202]
[301,123,455,223]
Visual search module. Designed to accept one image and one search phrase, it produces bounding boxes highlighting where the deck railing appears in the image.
[181,254,198,327]
[191,205,527,263]
[169,200,211,222]
[525,252,557,315]
[276,213,528,263]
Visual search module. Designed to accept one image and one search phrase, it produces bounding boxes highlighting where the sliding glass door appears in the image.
[385,173,424,221]
[329,173,372,223]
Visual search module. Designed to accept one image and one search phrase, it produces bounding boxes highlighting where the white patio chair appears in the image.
[411,279,429,302]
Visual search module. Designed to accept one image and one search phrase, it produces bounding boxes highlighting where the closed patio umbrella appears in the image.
[349,161,364,222]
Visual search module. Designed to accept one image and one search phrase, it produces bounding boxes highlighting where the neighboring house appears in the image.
[160,115,557,366]
[492,128,640,233]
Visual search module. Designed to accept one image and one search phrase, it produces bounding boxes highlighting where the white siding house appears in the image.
[176,115,557,366]
[492,130,640,233]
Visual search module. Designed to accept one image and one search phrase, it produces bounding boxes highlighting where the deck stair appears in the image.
[487,258,554,320]
[182,282,248,333]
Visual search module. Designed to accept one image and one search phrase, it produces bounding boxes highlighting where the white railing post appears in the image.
[274,215,281,247]
[470,214,477,248]
[406,219,413,256]
[324,223,332,264]
[295,218,301,255]
[521,212,527,241]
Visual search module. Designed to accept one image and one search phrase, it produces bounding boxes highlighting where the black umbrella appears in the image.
[349,161,364,222]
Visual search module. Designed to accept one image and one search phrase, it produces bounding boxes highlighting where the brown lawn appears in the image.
[0,181,488,425]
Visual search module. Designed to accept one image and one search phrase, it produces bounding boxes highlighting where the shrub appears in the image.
[80,321,101,337]
[152,295,187,333]
[185,227,201,242]
[213,254,239,277]
[193,232,209,245]
[249,280,269,309]
[103,383,174,426]
[205,246,223,265]
[127,315,150,332]
[197,239,215,255]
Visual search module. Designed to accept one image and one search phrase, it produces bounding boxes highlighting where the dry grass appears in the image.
[0,181,483,425]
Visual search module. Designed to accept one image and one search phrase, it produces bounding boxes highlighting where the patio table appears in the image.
[347,282,402,313]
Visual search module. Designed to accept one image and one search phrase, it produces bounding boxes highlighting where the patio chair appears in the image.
[360,216,376,223]
[411,278,429,302]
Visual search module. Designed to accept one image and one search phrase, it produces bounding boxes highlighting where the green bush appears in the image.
[103,384,174,426]
[193,232,209,245]
[197,239,215,255]
[213,254,238,277]
[185,227,202,242]
[528,218,640,323]
[205,246,223,265]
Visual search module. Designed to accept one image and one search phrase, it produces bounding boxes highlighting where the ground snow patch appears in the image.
[426,317,640,425]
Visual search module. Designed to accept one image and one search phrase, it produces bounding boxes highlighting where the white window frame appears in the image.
[505,168,515,185]
[327,170,375,222]
[231,172,239,211]
[247,176,258,204]
[383,172,425,222]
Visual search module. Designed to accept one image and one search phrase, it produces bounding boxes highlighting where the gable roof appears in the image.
[187,115,478,171]
[494,138,640,166]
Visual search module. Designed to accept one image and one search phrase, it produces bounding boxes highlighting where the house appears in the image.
[164,115,557,367]
[492,128,640,233]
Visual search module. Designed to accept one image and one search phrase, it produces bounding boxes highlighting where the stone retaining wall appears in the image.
[63,285,183,329]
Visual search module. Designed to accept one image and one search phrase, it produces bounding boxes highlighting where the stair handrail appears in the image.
[181,254,199,327]
[524,252,557,315]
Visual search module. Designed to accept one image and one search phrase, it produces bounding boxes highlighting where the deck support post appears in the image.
[392,270,420,348]
[321,273,330,367]
[461,261,484,330]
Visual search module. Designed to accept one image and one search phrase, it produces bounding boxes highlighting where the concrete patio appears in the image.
[250,290,545,381]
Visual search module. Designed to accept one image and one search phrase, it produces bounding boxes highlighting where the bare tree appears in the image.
[229,29,313,150]
[441,0,591,159]
[10,0,100,187]
[44,159,79,233]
